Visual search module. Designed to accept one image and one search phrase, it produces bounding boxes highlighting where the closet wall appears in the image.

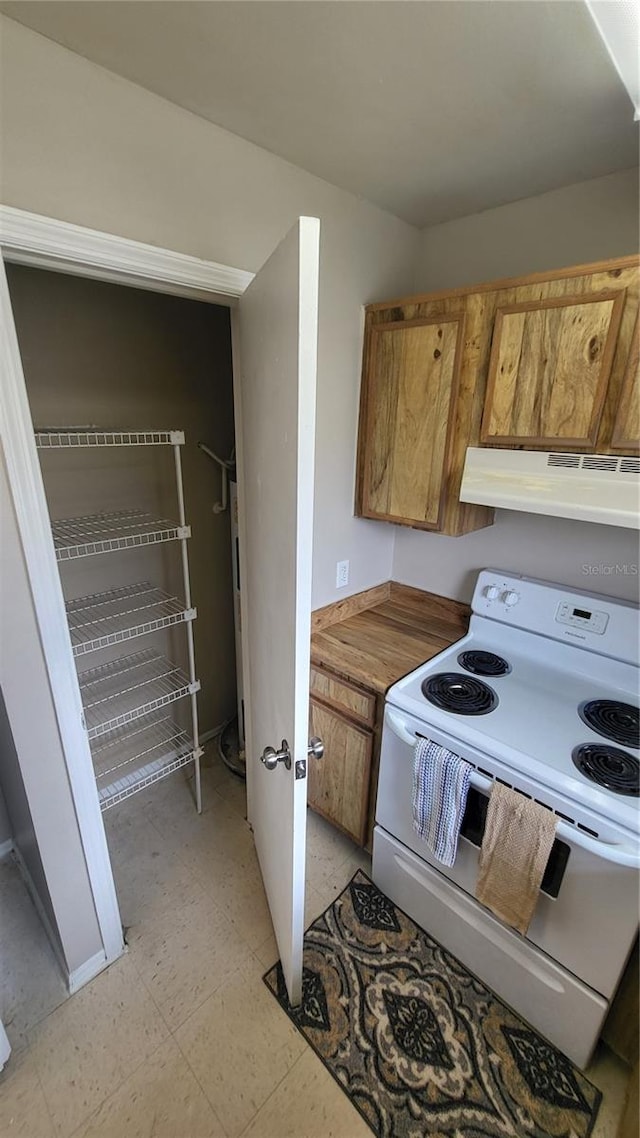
[0,688,56,931]
[7,265,237,737]
[0,765,13,848]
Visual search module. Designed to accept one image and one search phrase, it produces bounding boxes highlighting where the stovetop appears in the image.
[386,571,640,834]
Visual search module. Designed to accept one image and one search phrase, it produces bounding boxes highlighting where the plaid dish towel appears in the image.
[413,737,472,867]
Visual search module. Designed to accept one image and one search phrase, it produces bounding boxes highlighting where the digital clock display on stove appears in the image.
[556,601,609,634]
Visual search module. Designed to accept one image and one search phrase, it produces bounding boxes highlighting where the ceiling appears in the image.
[1,0,637,228]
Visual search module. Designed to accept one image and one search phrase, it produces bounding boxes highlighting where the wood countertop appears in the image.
[311,582,470,696]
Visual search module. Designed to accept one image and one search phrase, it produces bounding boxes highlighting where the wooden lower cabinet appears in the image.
[308,666,380,848]
[310,665,376,727]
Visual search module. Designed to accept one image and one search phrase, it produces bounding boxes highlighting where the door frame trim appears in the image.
[0,205,253,300]
[0,205,254,980]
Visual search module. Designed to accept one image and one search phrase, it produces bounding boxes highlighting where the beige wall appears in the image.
[7,264,236,736]
[393,510,639,606]
[0,17,418,609]
[394,169,640,605]
[414,168,639,293]
[0,452,102,974]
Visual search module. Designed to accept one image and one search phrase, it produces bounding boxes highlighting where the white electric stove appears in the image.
[373,570,640,1067]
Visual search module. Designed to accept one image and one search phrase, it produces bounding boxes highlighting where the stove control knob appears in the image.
[503,590,519,607]
[484,585,500,600]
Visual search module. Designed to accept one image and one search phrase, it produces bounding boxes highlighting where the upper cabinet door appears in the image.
[611,315,640,452]
[481,290,626,449]
[357,314,465,529]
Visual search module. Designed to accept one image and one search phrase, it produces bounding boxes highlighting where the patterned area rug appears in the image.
[264,870,601,1138]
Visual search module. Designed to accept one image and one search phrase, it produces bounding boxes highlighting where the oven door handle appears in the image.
[557,826,640,867]
[385,709,640,869]
[387,709,505,796]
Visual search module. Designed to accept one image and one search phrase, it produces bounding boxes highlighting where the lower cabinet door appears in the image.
[308,698,373,846]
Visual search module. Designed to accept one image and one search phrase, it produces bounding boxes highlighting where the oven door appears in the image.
[376,703,639,999]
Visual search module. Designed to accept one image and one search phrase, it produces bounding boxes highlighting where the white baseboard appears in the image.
[68,949,108,994]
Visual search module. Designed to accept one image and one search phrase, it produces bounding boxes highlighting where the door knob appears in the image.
[308,736,324,760]
[261,740,291,771]
[261,736,324,772]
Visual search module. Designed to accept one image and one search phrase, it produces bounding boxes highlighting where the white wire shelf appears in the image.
[51,509,190,561]
[92,712,201,811]
[78,648,200,740]
[66,581,196,657]
[35,429,185,448]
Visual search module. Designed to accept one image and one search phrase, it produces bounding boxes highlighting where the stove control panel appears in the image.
[481,583,520,607]
[555,601,608,635]
[472,569,638,663]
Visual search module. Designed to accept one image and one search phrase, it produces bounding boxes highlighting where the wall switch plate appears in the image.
[336,560,349,588]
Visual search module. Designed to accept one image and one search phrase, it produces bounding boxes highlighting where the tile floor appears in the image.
[0,745,631,1137]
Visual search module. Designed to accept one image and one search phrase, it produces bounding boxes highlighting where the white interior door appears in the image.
[237,217,320,1006]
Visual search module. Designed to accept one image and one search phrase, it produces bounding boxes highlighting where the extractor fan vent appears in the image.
[547,453,639,475]
[581,456,619,471]
[547,454,580,468]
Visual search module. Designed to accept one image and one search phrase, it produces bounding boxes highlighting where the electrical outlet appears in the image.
[336,559,349,588]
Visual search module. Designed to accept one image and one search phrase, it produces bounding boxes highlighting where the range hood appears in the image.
[460,448,640,528]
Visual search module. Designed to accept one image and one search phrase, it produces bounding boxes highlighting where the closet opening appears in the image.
[3,263,243,1001]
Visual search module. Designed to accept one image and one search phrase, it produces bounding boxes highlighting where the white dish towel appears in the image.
[413,737,472,867]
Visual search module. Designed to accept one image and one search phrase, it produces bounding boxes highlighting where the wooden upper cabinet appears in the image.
[365,315,462,527]
[481,290,626,448]
[356,313,486,532]
[356,256,638,535]
[612,315,640,452]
